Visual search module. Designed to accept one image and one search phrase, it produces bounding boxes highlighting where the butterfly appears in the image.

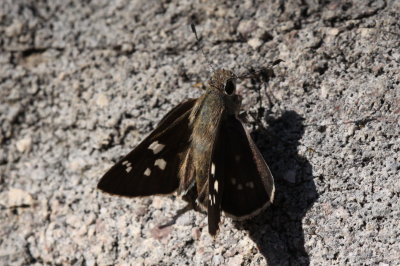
[97,68,275,235]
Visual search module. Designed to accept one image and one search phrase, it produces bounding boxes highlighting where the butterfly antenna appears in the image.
[191,24,215,72]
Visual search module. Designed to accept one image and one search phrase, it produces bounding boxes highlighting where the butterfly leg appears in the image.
[158,203,193,229]
[158,185,206,229]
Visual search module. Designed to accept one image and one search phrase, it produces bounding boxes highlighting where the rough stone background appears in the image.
[0,0,399,265]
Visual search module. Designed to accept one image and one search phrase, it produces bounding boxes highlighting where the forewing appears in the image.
[219,116,275,219]
[97,99,197,197]
[207,135,225,235]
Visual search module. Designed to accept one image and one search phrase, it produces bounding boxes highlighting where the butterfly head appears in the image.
[208,69,237,96]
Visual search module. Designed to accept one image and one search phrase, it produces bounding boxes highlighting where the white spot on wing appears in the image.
[144,168,151,176]
[209,194,213,205]
[154,159,167,170]
[213,195,216,205]
[214,180,219,192]
[231,178,236,185]
[122,161,133,173]
[246,182,254,188]
[237,184,243,190]
[148,141,165,154]
[211,163,215,176]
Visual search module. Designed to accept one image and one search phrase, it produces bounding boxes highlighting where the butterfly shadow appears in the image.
[234,110,317,266]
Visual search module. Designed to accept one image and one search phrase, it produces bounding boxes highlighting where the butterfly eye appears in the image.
[224,79,236,95]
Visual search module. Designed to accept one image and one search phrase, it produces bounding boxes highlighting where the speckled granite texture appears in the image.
[0,0,399,265]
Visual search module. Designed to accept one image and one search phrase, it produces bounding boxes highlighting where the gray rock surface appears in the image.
[1,0,399,265]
